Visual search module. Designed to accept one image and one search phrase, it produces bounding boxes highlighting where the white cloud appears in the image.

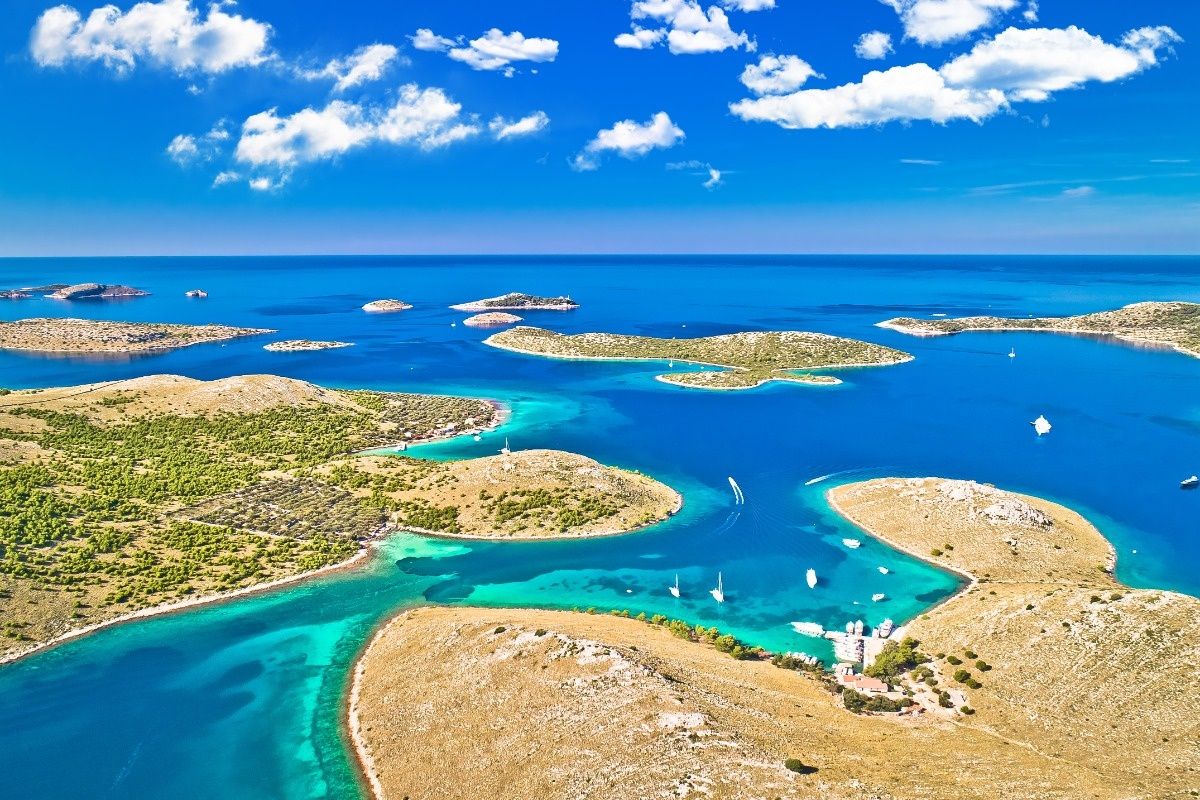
[302,44,400,92]
[573,111,684,171]
[731,63,1006,129]
[1022,1,1038,23]
[1061,185,1095,198]
[234,84,478,171]
[489,111,550,140]
[731,24,1181,130]
[248,175,283,192]
[412,28,558,72]
[703,167,723,189]
[617,1,755,55]
[614,27,666,49]
[940,25,1181,102]
[409,28,457,52]
[740,54,818,95]
[855,31,894,60]
[31,0,271,74]
[900,158,942,165]
[882,0,1019,46]
[166,134,199,164]
[722,0,774,10]
[212,170,240,186]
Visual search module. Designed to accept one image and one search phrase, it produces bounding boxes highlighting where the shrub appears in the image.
[963,650,977,659]
[930,548,943,557]
[953,669,971,683]
[493,626,506,634]
[864,637,927,682]
[784,759,818,775]
[974,660,992,672]
[534,629,547,637]
[966,678,983,689]
[960,706,976,715]
[946,655,962,665]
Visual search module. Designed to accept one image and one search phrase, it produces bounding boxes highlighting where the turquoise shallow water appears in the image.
[0,256,1198,798]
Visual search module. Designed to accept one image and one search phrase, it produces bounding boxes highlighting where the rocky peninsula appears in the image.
[362,299,412,313]
[451,292,578,312]
[0,374,502,661]
[263,339,354,352]
[0,317,272,354]
[349,478,1198,800]
[484,326,912,390]
[317,448,680,540]
[463,312,522,328]
[879,301,1200,358]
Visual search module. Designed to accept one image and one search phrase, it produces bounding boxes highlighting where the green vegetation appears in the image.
[864,636,928,682]
[485,326,911,391]
[0,377,497,653]
[482,487,621,532]
[842,689,914,714]
[783,759,818,775]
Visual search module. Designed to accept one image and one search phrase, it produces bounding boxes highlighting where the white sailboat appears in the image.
[842,538,861,549]
[499,437,512,455]
[710,572,725,604]
[877,566,889,575]
[669,574,681,598]
[1031,415,1052,436]
[806,568,817,589]
[1008,347,1016,358]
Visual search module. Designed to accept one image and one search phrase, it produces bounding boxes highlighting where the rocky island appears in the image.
[451,292,578,312]
[349,478,1199,800]
[362,299,412,313]
[48,283,149,300]
[0,317,273,354]
[463,312,522,327]
[263,339,354,352]
[0,374,504,661]
[483,326,912,389]
[879,300,1200,358]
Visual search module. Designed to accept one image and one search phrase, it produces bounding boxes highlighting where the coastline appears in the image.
[0,544,376,668]
[876,320,1200,360]
[345,613,396,800]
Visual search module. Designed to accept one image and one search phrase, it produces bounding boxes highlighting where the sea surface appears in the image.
[0,255,1197,799]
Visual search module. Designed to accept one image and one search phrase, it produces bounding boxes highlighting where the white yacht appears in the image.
[872,593,887,602]
[1181,475,1199,490]
[1032,415,1052,436]
[669,574,681,598]
[877,566,889,575]
[790,621,824,637]
[806,568,817,589]
[842,538,861,549]
[710,572,725,604]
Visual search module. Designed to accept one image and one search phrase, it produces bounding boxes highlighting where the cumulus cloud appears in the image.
[615,1,755,55]
[234,84,478,172]
[301,43,400,92]
[731,24,1181,129]
[855,31,894,60]
[882,0,1019,46]
[703,167,723,189]
[573,111,684,170]
[166,121,229,165]
[31,0,272,74]
[489,111,550,140]
[740,54,818,95]
[410,27,558,73]
[939,25,1182,102]
[1022,1,1038,23]
[667,159,726,188]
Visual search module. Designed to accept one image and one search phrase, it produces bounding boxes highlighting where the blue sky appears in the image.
[0,0,1196,255]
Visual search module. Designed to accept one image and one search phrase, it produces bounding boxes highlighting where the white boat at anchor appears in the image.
[872,593,887,602]
[1031,415,1052,436]
[790,621,824,637]
[877,566,889,575]
[499,437,512,455]
[669,574,681,598]
[1181,475,1199,490]
[806,568,817,589]
[710,572,725,604]
[842,538,861,549]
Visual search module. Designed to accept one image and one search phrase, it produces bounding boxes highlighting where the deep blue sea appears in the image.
[0,255,1197,799]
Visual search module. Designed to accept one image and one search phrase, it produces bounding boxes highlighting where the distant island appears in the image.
[48,283,149,301]
[0,374,504,662]
[463,312,522,328]
[451,292,579,312]
[362,299,412,313]
[264,339,354,352]
[1,283,69,299]
[879,301,1200,358]
[483,326,912,390]
[0,317,272,353]
[319,448,680,540]
[348,477,1198,800]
